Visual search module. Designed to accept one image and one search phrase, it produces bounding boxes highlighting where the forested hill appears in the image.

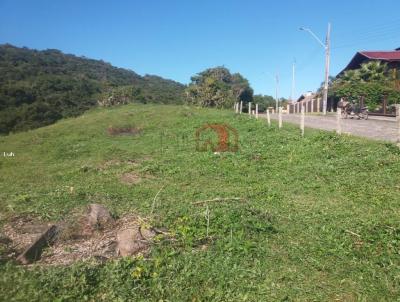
[0,44,185,134]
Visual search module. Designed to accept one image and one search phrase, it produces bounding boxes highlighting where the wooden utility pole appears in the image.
[291,60,296,102]
[322,22,331,115]
[248,102,252,116]
[275,74,279,113]
[278,107,283,128]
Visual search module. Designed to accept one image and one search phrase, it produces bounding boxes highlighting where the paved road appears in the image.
[262,113,399,143]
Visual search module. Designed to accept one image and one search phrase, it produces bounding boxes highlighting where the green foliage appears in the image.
[0,44,185,134]
[253,94,289,112]
[333,60,400,107]
[97,86,140,107]
[333,82,400,108]
[186,66,253,108]
[1,104,400,300]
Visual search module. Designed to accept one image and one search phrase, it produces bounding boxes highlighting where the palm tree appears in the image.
[358,61,388,82]
[390,68,400,91]
[339,69,361,84]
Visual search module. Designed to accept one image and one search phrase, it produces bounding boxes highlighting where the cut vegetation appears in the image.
[1,104,400,301]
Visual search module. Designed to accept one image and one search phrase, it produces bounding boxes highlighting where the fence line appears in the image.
[235,101,400,145]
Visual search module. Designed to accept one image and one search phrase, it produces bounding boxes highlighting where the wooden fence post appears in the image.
[336,107,342,134]
[300,103,305,137]
[266,108,271,127]
[278,107,283,128]
[396,104,400,145]
[384,95,388,115]
[317,97,320,113]
[248,102,252,116]
[286,104,290,114]
[256,104,259,119]
[240,101,243,114]
[311,99,314,113]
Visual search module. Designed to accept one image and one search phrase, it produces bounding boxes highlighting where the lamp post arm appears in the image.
[303,28,326,49]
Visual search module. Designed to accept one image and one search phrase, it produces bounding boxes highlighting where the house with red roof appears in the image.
[339,48,400,75]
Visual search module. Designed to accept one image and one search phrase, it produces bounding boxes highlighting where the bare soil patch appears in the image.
[120,171,155,185]
[0,205,161,266]
[107,126,142,136]
[120,172,142,185]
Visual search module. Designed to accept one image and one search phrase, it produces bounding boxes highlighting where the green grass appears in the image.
[1,103,400,301]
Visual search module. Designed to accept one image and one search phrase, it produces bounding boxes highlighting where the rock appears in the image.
[87,204,114,229]
[17,225,59,264]
[116,228,147,257]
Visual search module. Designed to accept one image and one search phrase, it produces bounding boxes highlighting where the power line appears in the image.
[332,32,400,50]
[333,19,400,49]
[335,18,400,37]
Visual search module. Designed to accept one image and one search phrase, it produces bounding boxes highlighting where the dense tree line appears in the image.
[0,45,278,135]
[0,44,185,134]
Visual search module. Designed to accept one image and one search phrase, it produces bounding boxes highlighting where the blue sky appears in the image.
[1,0,400,99]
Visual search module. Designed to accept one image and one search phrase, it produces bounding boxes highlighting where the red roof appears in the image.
[338,49,400,75]
[359,51,400,61]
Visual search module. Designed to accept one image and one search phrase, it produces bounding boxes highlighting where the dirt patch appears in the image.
[1,216,52,261]
[0,206,163,266]
[120,171,155,185]
[40,214,146,265]
[97,158,151,171]
[107,126,141,136]
[120,172,142,185]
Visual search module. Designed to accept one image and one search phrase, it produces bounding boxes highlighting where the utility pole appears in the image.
[323,22,331,115]
[300,22,331,115]
[275,73,279,113]
[291,59,296,102]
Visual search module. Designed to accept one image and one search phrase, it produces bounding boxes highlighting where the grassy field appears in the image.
[1,103,400,301]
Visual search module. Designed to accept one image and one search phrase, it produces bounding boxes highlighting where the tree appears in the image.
[359,61,388,82]
[186,67,253,108]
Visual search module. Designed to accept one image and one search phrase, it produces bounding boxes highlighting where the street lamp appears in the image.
[300,23,331,115]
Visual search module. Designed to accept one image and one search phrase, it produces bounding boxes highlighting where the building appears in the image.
[339,48,400,75]
[296,91,316,103]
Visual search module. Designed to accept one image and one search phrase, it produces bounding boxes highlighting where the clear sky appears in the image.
[1,0,400,99]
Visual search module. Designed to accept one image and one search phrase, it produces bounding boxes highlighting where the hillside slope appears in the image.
[1,104,400,300]
[0,44,185,134]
